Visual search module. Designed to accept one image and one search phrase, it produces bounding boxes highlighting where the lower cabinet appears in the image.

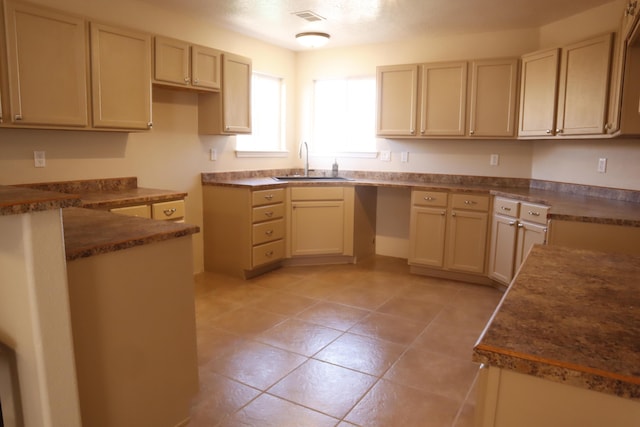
[109,199,185,222]
[409,190,490,280]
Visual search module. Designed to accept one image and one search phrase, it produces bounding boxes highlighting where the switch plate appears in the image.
[490,154,499,166]
[210,148,217,161]
[400,151,409,163]
[34,151,45,168]
[380,150,391,161]
[597,157,607,173]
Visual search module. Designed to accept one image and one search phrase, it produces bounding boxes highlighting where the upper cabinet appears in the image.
[153,36,221,91]
[468,58,519,137]
[90,22,152,130]
[2,0,88,127]
[198,52,252,134]
[419,61,467,136]
[518,34,613,137]
[376,64,418,136]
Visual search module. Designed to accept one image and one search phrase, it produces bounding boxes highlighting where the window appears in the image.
[313,77,376,155]
[236,73,285,155]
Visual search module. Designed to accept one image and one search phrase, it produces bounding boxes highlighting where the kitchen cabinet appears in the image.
[1,0,88,127]
[612,6,640,135]
[419,61,467,136]
[109,199,185,222]
[409,190,489,279]
[547,219,640,255]
[153,36,221,91]
[90,22,152,130]
[202,186,285,278]
[198,52,252,134]
[376,64,418,136]
[468,58,519,137]
[288,186,354,258]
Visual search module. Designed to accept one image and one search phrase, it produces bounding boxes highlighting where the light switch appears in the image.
[490,154,499,166]
[34,151,45,168]
[597,158,607,173]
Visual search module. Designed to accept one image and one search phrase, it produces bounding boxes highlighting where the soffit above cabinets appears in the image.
[137,0,615,50]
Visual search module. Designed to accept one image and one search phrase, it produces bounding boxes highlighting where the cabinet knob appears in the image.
[469,130,475,135]
[441,211,446,216]
[424,196,435,201]
[556,128,562,134]
[225,126,230,131]
[163,208,177,217]
[184,76,190,83]
[15,114,22,121]
[420,129,425,135]
[545,129,551,134]
[518,223,524,228]
[464,200,477,205]
[451,212,456,217]
[509,221,517,226]
[194,78,199,84]
[147,122,153,128]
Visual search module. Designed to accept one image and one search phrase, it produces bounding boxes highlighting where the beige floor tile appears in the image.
[268,359,377,419]
[248,269,305,291]
[326,283,397,310]
[345,379,460,427]
[412,321,481,360]
[188,372,260,426]
[376,296,444,324]
[296,301,370,331]
[400,281,462,305]
[314,332,406,377]
[256,318,343,356]
[194,296,242,324]
[431,305,494,336]
[205,340,306,390]
[348,312,426,345]
[213,307,287,336]
[288,277,347,299]
[246,291,318,316]
[219,393,339,427]
[195,328,247,367]
[384,348,480,402]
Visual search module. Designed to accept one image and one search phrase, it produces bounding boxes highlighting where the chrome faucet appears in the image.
[299,141,309,177]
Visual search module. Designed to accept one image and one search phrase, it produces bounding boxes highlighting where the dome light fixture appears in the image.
[295,32,330,48]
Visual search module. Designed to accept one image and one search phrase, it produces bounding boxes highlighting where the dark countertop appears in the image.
[0,185,80,216]
[473,245,640,400]
[63,207,199,261]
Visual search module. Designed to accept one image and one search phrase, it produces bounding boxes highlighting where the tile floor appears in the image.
[189,256,503,427]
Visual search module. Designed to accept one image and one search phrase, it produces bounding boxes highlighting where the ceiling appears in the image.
[142,0,616,51]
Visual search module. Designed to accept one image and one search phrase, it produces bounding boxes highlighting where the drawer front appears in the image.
[252,219,285,245]
[110,204,151,218]
[252,203,285,223]
[412,190,448,207]
[290,186,344,201]
[152,199,185,221]
[252,239,284,267]
[520,202,549,225]
[451,193,489,211]
[493,197,519,217]
[252,188,284,207]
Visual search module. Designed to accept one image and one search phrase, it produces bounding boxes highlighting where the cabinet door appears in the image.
[488,214,518,284]
[376,64,418,136]
[468,58,519,137]
[409,206,447,267]
[515,221,547,268]
[154,36,190,86]
[90,22,152,130]
[4,1,88,126]
[221,52,251,133]
[192,45,221,90]
[518,48,560,137]
[291,201,345,256]
[419,61,467,136]
[556,34,613,135]
[445,210,488,274]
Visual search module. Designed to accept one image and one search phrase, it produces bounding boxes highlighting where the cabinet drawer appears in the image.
[152,199,185,221]
[493,197,519,217]
[252,239,284,267]
[290,186,344,201]
[451,193,489,211]
[252,219,284,245]
[519,202,549,225]
[412,190,448,207]
[252,203,285,223]
[110,204,151,218]
[252,188,284,207]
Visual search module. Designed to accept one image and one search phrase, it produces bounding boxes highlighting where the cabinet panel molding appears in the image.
[518,48,560,137]
[419,61,467,136]
[376,64,418,136]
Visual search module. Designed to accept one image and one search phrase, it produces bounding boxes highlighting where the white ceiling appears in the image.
[143,0,616,51]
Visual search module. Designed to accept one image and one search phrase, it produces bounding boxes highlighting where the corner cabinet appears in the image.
[90,22,152,130]
[153,36,221,91]
[198,52,252,134]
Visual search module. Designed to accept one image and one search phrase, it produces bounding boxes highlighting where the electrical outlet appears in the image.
[380,150,391,161]
[34,151,45,168]
[490,154,499,166]
[401,151,409,163]
[210,148,217,161]
[597,158,607,173]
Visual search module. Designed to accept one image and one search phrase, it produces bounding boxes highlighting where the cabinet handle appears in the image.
[15,114,22,121]
[163,208,177,217]
[451,212,456,217]
[424,196,435,201]
[225,125,230,131]
[264,211,274,217]
[528,211,541,217]
[420,129,425,135]
[556,128,563,134]
[148,122,153,129]
[500,206,511,211]
[509,221,517,226]
[464,200,477,205]
[518,223,524,228]
[441,211,446,215]
[545,129,551,134]
[184,76,190,83]
[265,250,274,257]
[194,78,199,84]
[265,229,274,236]
[264,194,274,200]
[469,130,475,135]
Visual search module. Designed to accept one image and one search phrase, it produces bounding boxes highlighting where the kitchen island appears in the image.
[473,245,640,427]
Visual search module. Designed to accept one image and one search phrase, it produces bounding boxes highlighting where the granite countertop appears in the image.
[201,170,640,227]
[0,185,80,216]
[63,207,199,261]
[473,245,640,400]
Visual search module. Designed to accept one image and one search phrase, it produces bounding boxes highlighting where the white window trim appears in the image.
[235,150,289,158]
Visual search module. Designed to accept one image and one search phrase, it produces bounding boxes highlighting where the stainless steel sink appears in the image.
[272,176,353,182]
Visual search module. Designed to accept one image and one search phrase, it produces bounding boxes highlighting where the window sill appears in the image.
[235,150,289,158]
[312,151,378,159]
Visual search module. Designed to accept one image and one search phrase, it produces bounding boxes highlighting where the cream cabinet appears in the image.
[1,0,88,127]
[468,58,519,137]
[288,186,355,258]
[376,64,418,136]
[419,61,467,136]
[109,199,185,222]
[153,36,221,91]
[198,52,252,134]
[203,186,284,278]
[409,190,489,277]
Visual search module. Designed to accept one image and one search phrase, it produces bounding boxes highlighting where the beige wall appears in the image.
[0,0,638,272]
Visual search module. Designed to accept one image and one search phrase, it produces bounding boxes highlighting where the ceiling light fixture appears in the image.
[295,32,330,48]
